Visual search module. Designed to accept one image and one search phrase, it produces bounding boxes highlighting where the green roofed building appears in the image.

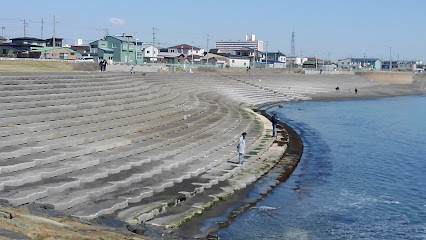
[89,35,143,64]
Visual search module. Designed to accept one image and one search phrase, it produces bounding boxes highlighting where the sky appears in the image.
[1,0,425,61]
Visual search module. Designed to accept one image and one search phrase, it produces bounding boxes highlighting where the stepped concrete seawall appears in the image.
[0,71,424,239]
[355,71,413,84]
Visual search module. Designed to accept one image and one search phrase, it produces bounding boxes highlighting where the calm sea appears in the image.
[218,95,426,240]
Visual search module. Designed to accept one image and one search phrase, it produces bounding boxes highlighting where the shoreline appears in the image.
[1,72,425,239]
[173,109,303,239]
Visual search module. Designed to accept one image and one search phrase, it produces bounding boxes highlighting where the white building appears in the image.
[142,46,159,63]
[167,44,204,56]
[228,56,250,68]
[286,57,308,67]
[216,34,263,53]
[337,58,382,71]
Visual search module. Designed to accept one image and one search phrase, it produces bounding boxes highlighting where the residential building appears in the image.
[157,52,185,64]
[262,51,287,67]
[167,44,204,56]
[30,47,77,60]
[45,38,63,47]
[89,35,143,63]
[216,34,263,53]
[0,37,46,57]
[142,45,159,63]
[200,53,228,68]
[286,56,308,67]
[0,42,29,57]
[228,56,250,68]
[337,58,382,71]
[382,60,422,72]
[10,37,46,47]
[70,45,91,58]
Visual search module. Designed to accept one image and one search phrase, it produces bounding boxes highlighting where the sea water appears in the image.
[218,95,426,240]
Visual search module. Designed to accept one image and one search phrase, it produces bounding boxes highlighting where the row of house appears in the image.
[1,34,423,71]
[337,58,424,72]
[0,36,92,60]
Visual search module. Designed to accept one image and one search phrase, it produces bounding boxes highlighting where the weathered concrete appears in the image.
[355,71,413,84]
[0,72,424,239]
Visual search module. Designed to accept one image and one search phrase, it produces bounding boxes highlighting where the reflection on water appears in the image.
[218,95,426,240]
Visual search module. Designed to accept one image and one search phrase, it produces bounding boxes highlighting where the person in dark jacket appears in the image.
[272,113,279,137]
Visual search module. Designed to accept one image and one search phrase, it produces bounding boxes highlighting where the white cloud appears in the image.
[109,17,126,25]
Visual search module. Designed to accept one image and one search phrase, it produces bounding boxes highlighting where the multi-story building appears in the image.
[89,35,143,63]
[0,37,46,57]
[263,51,286,63]
[382,60,422,72]
[167,44,204,56]
[286,56,308,67]
[215,34,263,53]
[337,58,382,71]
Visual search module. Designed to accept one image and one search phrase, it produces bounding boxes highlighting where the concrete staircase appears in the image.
[1,72,295,224]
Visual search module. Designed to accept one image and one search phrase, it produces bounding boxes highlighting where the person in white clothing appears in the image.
[237,132,247,164]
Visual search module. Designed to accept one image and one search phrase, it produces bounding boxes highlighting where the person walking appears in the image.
[272,113,279,137]
[237,132,247,164]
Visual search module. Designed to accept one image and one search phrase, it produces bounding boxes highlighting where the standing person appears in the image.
[272,113,279,137]
[355,88,358,94]
[102,60,107,71]
[99,60,103,72]
[130,67,135,74]
[237,132,247,164]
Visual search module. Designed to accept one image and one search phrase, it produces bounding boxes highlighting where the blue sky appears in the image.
[1,0,425,61]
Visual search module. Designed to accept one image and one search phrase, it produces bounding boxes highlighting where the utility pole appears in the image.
[52,15,59,58]
[389,46,392,72]
[206,33,211,64]
[134,32,138,65]
[265,41,268,68]
[328,51,330,71]
[290,31,295,57]
[127,35,130,64]
[191,41,194,72]
[41,18,44,39]
[53,15,56,47]
[22,19,27,37]
[152,27,156,63]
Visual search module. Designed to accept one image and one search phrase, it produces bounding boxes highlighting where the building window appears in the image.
[232,60,235,63]
[2,49,6,54]
[171,49,175,52]
[112,43,117,48]
[129,43,134,49]
[101,43,106,47]
[147,51,150,54]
